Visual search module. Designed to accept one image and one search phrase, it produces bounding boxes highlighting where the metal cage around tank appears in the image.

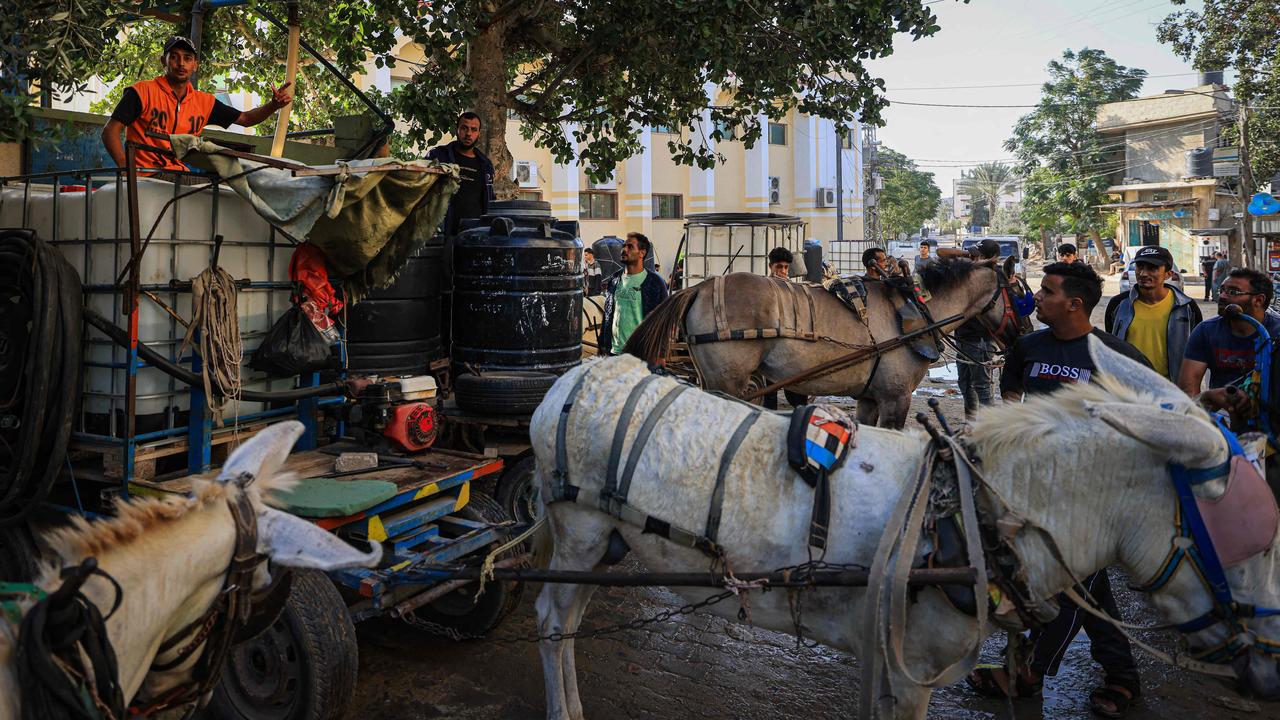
[0,141,344,491]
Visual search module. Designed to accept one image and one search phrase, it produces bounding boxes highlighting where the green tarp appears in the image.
[171,135,459,299]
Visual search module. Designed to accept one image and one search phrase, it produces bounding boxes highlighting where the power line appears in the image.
[887,72,1199,91]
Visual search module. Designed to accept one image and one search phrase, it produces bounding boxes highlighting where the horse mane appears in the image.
[622,287,699,362]
[967,370,1150,462]
[39,470,297,573]
[917,258,979,294]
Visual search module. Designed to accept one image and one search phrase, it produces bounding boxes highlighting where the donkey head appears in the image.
[1086,337,1280,698]
[216,421,382,573]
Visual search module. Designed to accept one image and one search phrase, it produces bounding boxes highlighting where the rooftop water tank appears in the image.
[1186,147,1213,179]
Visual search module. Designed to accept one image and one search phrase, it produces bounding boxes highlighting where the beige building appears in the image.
[372,47,863,271]
[1095,83,1238,273]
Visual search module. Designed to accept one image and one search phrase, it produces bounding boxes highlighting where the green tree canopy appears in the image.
[367,0,960,192]
[1004,48,1146,256]
[0,0,121,143]
[1158,0,1280,189]
[878,145,941,240]
[957,162,1018,228]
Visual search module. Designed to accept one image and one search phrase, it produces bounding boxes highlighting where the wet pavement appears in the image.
[351,560,1277,719]
[347,275,1274,719]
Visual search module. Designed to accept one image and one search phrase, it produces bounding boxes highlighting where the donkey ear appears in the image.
[1002,255,1017,279]
[1086,335,1186,405]
[1085,401,1226,469]
[217,421,304,487]
[256,505,382,569]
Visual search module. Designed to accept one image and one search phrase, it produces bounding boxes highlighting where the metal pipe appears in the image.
[405,565,977,589]
[392,555,533,617]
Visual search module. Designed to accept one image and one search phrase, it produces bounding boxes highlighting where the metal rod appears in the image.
[391,555,534,618]
[415,565,977,588]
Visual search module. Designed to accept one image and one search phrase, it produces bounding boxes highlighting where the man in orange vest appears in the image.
[101,36,293,174]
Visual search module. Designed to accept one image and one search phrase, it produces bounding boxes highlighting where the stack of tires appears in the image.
[451,201,583,414]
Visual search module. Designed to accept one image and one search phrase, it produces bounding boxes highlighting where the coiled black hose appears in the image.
[82,308,345,402]
[0,229,83,526]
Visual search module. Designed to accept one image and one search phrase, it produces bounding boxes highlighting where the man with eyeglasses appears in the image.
[1178,268,1280,497]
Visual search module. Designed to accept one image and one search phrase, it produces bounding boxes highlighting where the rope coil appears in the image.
[179,267,242,426]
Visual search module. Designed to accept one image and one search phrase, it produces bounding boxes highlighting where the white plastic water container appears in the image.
[0,179,296,424]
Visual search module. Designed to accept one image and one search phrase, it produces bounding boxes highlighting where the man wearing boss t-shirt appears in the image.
[970,262,1148,716]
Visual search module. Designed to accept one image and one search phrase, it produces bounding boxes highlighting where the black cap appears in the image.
[163,36,198,57]
[1133,245,1174,269]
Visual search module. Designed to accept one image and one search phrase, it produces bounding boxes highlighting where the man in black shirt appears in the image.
[426,112,496,236]
[972,262,1146,717]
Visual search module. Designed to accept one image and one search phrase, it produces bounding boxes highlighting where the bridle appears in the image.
[968,265,1029,351]
[1132,418,1280,667]
[130,486,272,718]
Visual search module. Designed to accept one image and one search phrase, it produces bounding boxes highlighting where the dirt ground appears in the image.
[348,275,1279,720]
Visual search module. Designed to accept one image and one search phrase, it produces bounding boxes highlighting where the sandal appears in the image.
[1089,677,1141,718]
[965,663,1043,699]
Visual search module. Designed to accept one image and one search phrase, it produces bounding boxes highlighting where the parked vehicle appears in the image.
[1119,259,1185,293]
[962,235,1024,275]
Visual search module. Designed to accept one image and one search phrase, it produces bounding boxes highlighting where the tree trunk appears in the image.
[1089,229,1108,269]
[470,20,516,200]
[1039,227,1049,259]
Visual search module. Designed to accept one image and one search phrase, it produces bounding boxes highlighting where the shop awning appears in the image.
[1093,198,1199,210]
[1188,228,1232,236]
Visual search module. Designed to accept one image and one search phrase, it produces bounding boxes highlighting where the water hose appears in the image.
[83,308,345,402]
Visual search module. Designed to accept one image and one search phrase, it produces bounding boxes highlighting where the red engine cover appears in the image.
[384,403,439,452]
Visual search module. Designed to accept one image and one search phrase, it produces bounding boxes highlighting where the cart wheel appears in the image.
[495,455,539,527]
[208,570,357,720]
[0,522,39,581]
[407,492,524,637]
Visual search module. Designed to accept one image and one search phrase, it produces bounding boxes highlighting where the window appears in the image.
[653,194,683,219]
[768,122,787,146]
[839,132,853,150]
[652,124,677,134]
[518,190,542,201]
[578,192,617,219]
[1151,190,1169,202]
[713,120,737,141]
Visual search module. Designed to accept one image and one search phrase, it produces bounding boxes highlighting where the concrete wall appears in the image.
[1096,85,1231,131]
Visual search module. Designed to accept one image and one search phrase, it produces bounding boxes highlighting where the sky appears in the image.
[867,0,1209,196]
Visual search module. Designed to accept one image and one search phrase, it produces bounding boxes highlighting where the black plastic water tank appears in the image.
[345,241,444,375]
[451,201,583,375]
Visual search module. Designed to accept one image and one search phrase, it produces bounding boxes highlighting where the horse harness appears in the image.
[1128,419,1280,667]
[132,488,273,718]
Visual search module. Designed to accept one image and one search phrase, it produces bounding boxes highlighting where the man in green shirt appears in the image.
[600,232,669,355]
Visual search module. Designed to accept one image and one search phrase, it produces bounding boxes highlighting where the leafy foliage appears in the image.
[1158,0,1280,187]
[878,145,941,240]
[365,0,961,190]
[89,5,393,138]
[957,162,1018,227]
[0,0,122,143]
[1004,49,1146,249]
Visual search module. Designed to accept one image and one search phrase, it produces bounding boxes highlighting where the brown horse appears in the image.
[625,258,1026,428]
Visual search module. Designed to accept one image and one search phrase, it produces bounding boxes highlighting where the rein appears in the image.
[130,489,266,719]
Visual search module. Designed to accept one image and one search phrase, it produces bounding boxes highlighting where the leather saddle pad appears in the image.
[1197,455,1279,567]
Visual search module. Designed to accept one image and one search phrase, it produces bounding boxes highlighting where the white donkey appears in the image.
[531,344,1280,719]
[0,421,381,718]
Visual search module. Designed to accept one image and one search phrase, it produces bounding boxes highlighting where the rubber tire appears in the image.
[208,570,358,720]
[453,371,557,415]
[0,522,39,581]
[495,455,539,527]
[407,492,524,636]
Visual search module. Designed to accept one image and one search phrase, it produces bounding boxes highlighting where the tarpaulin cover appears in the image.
[171,135,459,299]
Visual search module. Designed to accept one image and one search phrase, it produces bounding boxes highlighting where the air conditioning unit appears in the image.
[587,172,616,190]
[513,160,538,188]
[815,187,836,208]
[769,176,781,205]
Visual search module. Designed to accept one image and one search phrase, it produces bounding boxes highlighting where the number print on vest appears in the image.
[148,108,169,133]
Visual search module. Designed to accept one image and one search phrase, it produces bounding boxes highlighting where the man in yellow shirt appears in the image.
[1103,245,1202,379]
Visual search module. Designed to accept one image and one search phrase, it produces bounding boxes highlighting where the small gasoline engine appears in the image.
[345,375,440,453]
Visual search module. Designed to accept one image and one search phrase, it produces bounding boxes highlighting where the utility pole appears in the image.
[836,124,844,245]
[862,124,880,245]
[1237,99,1256,268]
